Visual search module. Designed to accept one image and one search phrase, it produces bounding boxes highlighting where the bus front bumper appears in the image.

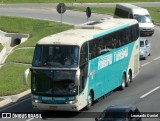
[32,101,81,111]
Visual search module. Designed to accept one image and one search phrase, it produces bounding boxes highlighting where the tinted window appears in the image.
[89,24,139,60]
[89,40,97,59]
[115,7,129,18]
[129,14,134,19]
[80,43,88,66]
[32,45,79,68]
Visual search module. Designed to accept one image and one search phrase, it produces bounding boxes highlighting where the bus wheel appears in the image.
[120,74,126,90]
[126,71,132,87]
[86,92,93,110]
[129,71,132,82]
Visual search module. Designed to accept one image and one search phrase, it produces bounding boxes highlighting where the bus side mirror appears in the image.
[75,69,80,86]
[23,68,30,85]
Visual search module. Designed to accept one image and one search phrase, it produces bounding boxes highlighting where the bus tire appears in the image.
[129,71,132,83]
[86,92,93,110]
[126,71,132,87]
[120,74,126,90]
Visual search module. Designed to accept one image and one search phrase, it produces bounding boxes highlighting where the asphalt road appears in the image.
[0,4,160,121]
[0,3,160,25]
[0,4,109,25]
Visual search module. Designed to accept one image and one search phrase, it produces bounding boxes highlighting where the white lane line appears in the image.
[26,118,34,121]
[1,97,31,111]
[141,61,152,67]
[140,86,160,99]
[153,56,160,61]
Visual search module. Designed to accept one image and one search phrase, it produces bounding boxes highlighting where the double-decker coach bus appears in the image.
[29,18,139,111]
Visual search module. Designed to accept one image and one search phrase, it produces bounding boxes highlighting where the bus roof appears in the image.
[37,18,138,46]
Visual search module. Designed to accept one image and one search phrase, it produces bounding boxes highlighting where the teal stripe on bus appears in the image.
[93,24,130,39]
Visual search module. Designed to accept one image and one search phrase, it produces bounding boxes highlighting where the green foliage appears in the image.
[0,16,72,96]
[0,16,73,47]
[2,0,160,4]
[0,64,31,96]
[2,0,65,4]
[145,7,160,23]
[0,16,72,64]
[6,48,35,64]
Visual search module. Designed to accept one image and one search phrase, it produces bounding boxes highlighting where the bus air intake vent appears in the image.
[74,21,102,29]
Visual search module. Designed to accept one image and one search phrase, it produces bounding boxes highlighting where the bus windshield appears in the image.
[33,45,79,68]
[134,15,152,23]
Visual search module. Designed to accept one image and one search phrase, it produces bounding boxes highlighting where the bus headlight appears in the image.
[33,99,42,103]
[66,100,78,104]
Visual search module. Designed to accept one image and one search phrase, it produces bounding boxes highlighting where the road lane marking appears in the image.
[141,56,160,68]
[0,96,30,111]
[140,86,160,99]
[141,61,152,67]
[153,56,160,61]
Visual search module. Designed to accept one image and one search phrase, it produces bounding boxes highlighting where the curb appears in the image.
[0,98,12,108]
[0,89,31,108]
[155,23,160,26]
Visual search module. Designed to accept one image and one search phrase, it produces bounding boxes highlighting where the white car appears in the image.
[140,38,151,60]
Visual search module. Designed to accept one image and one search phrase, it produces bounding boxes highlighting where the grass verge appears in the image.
[6,48,35,64]
[1,0,160,4]
[0,16,73,47]
[0,64,31,96]
[0,16,73,63]
[0,16,73,96]
[146,7,160,23]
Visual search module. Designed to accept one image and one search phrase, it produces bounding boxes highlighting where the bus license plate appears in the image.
[49,106,57,110]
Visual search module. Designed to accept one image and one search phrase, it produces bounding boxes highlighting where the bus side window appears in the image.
[80,43,88,66]
[103,35,112,52]
[89,41,96,59]
[129,13,134,19]
[79,43,88,93]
